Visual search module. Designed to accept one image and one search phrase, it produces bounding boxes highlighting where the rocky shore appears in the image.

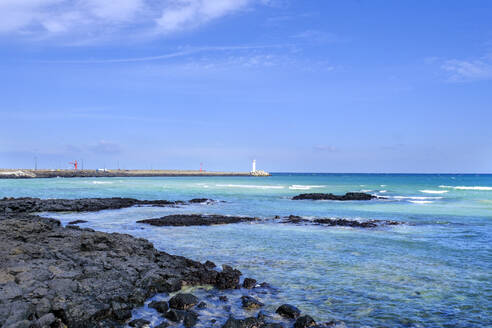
[0,197,353,327]
[0,197,215,214]
[0,214,243,327]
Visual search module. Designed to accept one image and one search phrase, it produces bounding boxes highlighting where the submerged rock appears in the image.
[136,214,259,227]
[292,192,378,201]
[241,296,264,310]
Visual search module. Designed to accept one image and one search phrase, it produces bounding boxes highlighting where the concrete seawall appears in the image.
[0,169,270,179]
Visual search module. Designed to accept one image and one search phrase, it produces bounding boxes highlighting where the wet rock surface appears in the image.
[0,214,242,327]
[292,192,379,201]
[283,215,401,228]
[0,197,216,214]
[137,214,259,227]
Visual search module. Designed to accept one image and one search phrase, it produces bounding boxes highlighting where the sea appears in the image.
[1,173,491,327]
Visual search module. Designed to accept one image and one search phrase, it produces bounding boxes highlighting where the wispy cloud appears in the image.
[441,56,492,82]
[313,145,338,152]
[0,0,268,41]
[35,44,289,64]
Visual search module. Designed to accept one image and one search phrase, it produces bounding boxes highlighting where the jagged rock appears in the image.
[196,302,207,309]
[148,300,169,313]
[129,318,151,328]
[292,192,377,201]
[243,278,257,289]
[0,214,242,327]
[276,304,301,319]
[241,296,264,310]
[294,315,316,328]
[216,265,242,289]
[169,293,198,310]
[222,316,264,328]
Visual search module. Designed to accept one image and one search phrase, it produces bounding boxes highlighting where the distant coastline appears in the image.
[0,169,270,179]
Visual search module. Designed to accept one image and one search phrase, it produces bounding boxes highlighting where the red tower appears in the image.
[69,160,78,170]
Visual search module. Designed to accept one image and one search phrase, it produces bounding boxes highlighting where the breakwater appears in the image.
[0,169,270,179]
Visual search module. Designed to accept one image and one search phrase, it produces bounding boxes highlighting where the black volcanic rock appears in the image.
[169,293,199,310]
[136,214,258,227]
[241,296,264,310]
[276,304,301,319]
[68,219,88,225]
[292,192,377,201]
[0,197,188,214]
[0,214,243,327]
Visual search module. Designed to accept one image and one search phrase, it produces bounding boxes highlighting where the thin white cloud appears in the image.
[0,0,266,40]
[441,57,492,82]
[34,44,289,63]
[156,0,250,33]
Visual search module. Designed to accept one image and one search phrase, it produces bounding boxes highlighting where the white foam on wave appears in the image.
[216,184,285,190]
[439,185,492,191]
[419,190,448,194]
[360,189,373,193]
[288,185,326,190]
[391,196,443,200]
[409,200,434,204]
[92,181,112,185]
[380,184,387,187]
[379,190,387,193]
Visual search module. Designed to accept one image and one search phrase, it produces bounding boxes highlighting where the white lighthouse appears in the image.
[252,159,256,173]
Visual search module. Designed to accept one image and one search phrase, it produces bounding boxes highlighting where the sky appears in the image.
[1,0,491,173]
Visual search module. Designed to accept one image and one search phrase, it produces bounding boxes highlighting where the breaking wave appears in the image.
[409,200,434,204]
[216,184,285,190]
[439,185,492,191]
[419,190,448,194]
[288,185,326,190]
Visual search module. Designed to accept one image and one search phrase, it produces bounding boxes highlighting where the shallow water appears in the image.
[2,173,491,327]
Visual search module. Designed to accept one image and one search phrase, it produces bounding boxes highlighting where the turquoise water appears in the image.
[2,174,491,327]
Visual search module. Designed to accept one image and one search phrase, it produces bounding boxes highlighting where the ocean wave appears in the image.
[91,181,113,185]
[439,185,492,191]
[409,200,434,204]
[379,190,387,193]
[360,189,373,192]
[288,185,326,190]
[216,184,285,190]
[419,190,448,194]
[390,196,443,200]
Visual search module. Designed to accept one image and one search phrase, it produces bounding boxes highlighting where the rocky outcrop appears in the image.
[0,214,243,327]
[282,215,401,228]
[137,214,259,227]
[292,192,378,201]
[0,197,217,214]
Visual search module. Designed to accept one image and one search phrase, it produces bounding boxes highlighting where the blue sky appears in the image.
[1,0,491,173]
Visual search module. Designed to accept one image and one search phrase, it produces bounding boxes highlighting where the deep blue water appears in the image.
[2,173,491,327]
